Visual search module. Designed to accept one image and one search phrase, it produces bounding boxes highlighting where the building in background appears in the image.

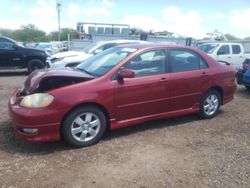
[77,22,130,39]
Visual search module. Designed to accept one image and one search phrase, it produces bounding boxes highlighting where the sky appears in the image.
[0,0,250,39]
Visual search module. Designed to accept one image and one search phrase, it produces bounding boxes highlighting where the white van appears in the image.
[198,43,246,69]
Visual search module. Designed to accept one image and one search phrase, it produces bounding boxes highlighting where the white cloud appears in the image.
[11,5,23,12]
[83,7,111,17]
[67,3,81,19]
[27,0,57,32]
[123,6,205,38]
[229,8,250,32]
[206,13,225,19]
[101,0,115,7]
[162,6,204,38]
[0,19,22,30]
[124,15,166,31]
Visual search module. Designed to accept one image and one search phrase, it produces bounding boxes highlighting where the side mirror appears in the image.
[12,44,19,50]
[118,69,135,82]
[94,49,103,55]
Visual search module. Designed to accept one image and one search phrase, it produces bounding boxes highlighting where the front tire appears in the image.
[27,59,45,73]
[199,90,221,119]
[62,106,107,147]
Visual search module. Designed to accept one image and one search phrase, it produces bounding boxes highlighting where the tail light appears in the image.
[243,63,249,70]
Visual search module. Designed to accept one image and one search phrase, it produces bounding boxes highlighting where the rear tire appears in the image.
[199,90,221,119]
[62,106,107,147]
[27,59,45,73]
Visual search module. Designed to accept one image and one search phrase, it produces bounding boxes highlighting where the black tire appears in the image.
[199,89,221,119]
[245,86,250,90]
[27,59,45,73]
[62,106,107,147]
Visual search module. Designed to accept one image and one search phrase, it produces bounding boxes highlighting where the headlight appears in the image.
[52,57,65,63]
[20,93,54,108]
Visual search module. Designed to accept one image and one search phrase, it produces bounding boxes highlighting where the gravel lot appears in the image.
[0,71,249,188]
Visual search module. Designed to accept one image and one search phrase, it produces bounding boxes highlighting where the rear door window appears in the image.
[169,49,208,72]
[232,45,241,54]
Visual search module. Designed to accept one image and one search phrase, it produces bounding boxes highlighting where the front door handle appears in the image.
[201,72,208,77]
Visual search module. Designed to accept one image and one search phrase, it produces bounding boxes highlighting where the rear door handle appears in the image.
[201,72,208,77]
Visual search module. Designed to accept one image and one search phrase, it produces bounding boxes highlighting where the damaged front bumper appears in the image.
[8,89,61,142]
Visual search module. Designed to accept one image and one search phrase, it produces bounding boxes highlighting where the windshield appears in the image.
[198,44,219,53]
[77,47,137,76]
[81,42,104,54]
[36,43,51,49]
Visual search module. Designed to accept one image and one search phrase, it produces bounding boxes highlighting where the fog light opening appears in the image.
[22,128,38,134]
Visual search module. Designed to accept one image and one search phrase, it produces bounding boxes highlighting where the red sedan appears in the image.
[9,44,236,147]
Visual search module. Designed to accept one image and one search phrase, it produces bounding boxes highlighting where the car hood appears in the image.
[23,46,46,53]
[51,51,87,59]
[24,68,95,93]
[63,53,93,63]
[50,53,93,68]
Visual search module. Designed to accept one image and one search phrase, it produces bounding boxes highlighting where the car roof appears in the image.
[115,43,183,50]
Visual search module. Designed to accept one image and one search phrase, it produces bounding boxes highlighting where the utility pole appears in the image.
[56,2,61,41]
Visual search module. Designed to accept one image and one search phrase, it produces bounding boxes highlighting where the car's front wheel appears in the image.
[199,90,221,119]
[62,106,107,147]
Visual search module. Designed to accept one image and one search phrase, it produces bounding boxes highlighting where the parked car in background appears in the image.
[47,40,150,68]
[61,41,69,51]
[236,58,250,90]
[198,42,246,69]
[51,41,64,52]
[35,42,59,56]
[0,36,48,73]
[9,44,236,147]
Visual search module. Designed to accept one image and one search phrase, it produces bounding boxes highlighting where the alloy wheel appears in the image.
[203,94,219,116]
[71,112,101,142]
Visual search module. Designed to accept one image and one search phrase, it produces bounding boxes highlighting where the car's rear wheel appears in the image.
[199,90,221,119]
[27,59,45,73]
[62,106,107,147]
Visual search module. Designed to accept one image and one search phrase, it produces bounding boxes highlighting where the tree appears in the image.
[225,33,240,41]
[13,24,48,42]
[244,36,250,40]
[48,28,78,41]
[0,28,14,38]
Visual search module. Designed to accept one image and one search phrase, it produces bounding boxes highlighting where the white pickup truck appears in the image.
[198,42,246,69]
